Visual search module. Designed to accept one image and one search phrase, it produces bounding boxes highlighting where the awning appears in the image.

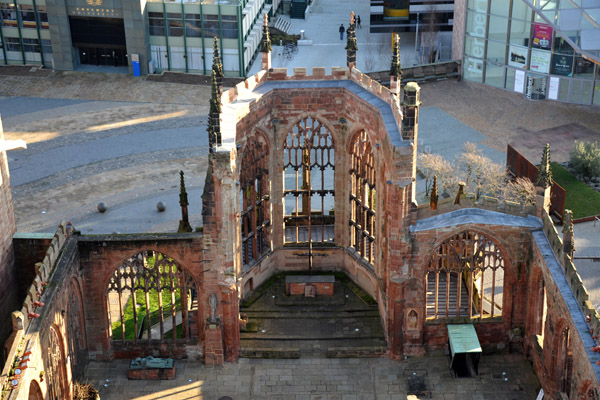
[448,324,482,376]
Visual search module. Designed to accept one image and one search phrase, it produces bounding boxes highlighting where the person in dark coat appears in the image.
[339,24,345,40]
[357,15,361,29]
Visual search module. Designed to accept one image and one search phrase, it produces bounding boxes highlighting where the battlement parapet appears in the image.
[416,193,536,221]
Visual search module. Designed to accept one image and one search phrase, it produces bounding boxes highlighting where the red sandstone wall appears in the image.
[407,225,531,356]
[0,126,18,365]
[13,237,53,305]
[78,235,206,361]
[526,244,600,398]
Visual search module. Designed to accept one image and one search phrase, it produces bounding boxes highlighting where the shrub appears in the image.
[570,140,600,179]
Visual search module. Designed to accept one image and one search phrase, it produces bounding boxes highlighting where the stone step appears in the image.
[240,338,387,358]
[240,309,380,318]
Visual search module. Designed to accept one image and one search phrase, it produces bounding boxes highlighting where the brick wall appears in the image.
[0,123,18,365]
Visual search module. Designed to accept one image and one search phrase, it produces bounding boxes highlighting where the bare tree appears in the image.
[362,31,378,72]
[421,5,439,64]
[504,177,536,206]
[419,153,457,197]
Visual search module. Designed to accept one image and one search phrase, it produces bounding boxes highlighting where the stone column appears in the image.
[203,322,224,365]
[201,149,241,364]
[401,82,420,141]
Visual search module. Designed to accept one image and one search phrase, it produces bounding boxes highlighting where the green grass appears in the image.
[551,162,600,219]
[111,255,183,340]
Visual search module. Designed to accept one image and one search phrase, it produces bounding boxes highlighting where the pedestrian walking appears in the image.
[339,24,345,40]
[357,15,361,29]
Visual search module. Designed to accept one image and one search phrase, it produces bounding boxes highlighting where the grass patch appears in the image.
[164,323,185,339]
[111,255,183,340]
[551,162,600,219]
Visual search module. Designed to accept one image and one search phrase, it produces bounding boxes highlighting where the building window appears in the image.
[5,37,21,52]
[149,12,165,36]
[37,5,48,29]
[185,13,202,38]
[221,14,237,39]
[203,14,219,38]
[41,39,52,54]
[107,251,198,342]
[349,130,376,264]
[19,4,36,28]
[283,117,335,244]
[240,135,270,267]
[22,38,39,53]
[167,12,183,37]
[0,3,17,27]
[426,231,504,320]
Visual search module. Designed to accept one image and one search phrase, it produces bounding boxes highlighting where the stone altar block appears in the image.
[285,275,335,296]
[128,356,175,380]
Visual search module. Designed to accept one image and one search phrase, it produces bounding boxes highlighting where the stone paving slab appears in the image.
[85,355,540,399]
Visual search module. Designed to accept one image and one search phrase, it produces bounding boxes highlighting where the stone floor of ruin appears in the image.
[86,354,541,399]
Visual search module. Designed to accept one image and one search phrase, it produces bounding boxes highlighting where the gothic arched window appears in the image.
[349,130,376,264]
[107,251,198,342]
[240,135,270,267]
[283,117,335,244]
[426,232,504,320]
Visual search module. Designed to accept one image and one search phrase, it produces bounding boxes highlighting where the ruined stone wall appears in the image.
[77,234,205,361]
[526,242,600,399]
[407,225,532,356]
[0,125,18,365]
[2,224,86,400]
[13,235,53,306]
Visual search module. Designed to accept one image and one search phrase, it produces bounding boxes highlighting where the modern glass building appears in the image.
[0,0,277,76]
[462,0,600,106]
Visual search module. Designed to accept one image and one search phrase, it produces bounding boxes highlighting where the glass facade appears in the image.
[146,0,269,77]
[463,0,600,106]
[0,0,52,67]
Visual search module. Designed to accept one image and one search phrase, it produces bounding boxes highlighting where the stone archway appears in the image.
[47,325,68,400]
[425,231,506,320]
[106,251,199,342]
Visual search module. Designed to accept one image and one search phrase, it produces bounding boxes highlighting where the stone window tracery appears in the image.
[240,135,270,266]
[283,117,335,244]
[349,130,376,264]
[426,231,504,320]
[107,251,198,342]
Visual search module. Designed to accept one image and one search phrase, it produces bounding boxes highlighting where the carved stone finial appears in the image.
[563,209,575,258]
[178,170,192,233]
[536,143,553,189]
[207,70,222,152]
[345,11,358,67]
[390,34,402,79]
[430,175,438,211]
[260,13,272,53]
[212,37,224,93]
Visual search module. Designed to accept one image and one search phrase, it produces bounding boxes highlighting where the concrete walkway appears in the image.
[86,354,541,400]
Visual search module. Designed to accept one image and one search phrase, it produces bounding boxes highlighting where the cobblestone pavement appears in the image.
[86,354,540,400]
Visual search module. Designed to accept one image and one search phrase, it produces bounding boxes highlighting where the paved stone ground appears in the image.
[86,354,540,400]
